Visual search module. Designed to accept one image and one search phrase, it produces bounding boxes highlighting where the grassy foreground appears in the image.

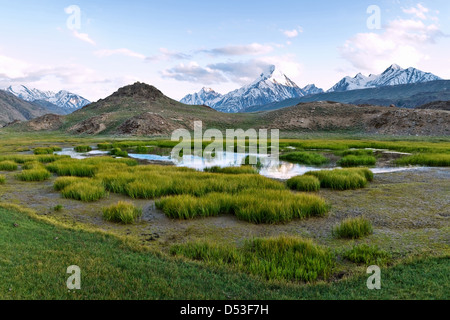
[0,206,448,300]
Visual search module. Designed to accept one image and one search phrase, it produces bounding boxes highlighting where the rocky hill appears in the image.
[0,90,50,126]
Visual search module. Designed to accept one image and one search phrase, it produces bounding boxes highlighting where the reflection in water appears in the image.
[56,148,425,181]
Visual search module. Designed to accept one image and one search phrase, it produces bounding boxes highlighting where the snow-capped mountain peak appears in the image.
[180,87,222,106]
[3,85,90,112]
[328,65,441,92]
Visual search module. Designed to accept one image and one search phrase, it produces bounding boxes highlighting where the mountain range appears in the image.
[181,65,324,113]
[181,64,443,113]
[2,85,90,114]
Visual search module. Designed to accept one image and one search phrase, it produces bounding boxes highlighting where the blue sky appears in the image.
[0,0,449,101]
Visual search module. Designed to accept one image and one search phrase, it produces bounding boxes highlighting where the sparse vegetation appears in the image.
[0,161,18,171]
[53,204,64,212]
[280,152,329,165]
[0,175,5,184]
[338,155,377,167]
[333,217,373,239]
[343,244,391,265]
[287,175,321,192]
[102,201,142,224]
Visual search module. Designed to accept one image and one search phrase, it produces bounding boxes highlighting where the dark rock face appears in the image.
[110,82,164,100]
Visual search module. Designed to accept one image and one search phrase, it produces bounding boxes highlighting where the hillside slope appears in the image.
[0,90,50,126]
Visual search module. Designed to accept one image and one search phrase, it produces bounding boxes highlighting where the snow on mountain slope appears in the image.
[180,87,222,106]
[180,65,324,113]
[328,65,441,92]
[3,85,90,113]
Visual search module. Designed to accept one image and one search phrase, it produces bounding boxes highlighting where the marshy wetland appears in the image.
[0,133,449,299]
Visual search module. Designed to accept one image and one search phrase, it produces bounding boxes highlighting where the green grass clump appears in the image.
[47,161,97,177]
[343,244,391,265]
[22,161,42,170]
[395,153,450,167]
[134,146,150,154]
[305,168,373,190]
[16,169,51,182]
[0,161,18,171]
[287,175,321,192]
[53,176,87,191]
[280,152,329,165]
[102,201,142,224]
[61,181,108,202]
[0,175,5,184]
[74,145,92,152]
[97,142,113,150]
[171,236,335,282]
[53,204,64,212]
[110,148,128,157]
[336,149,374,156]
[333,217,373,239]
[156,189,328,223]
[204,166,258,175]
[33,146,62,155]
[338,155,377,167]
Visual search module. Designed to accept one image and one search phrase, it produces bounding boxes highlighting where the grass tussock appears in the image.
[204,166,258,175]
[74,145,92,152]
[305,168,373,190]
[156,189,328,223]
[171,236,335,282]
[0,160,18,171]
[102,201,142,224]
[110,148,128,157]
[335,149,375,157]
[33,146,62,155]
[333,217,373,239]
[287,175,321,192]
[396,153,450,167]
[47,161,97,177]
[338,155,377,167]
[280,152,329,165]
[0,175,5,184]
[343,244,391,265]
[16,168,52,182]
[61,180,108,202]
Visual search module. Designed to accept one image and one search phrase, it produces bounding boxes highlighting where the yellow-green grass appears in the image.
[156,189,328,224]
[0,154,67,164]
[33,146,62,155]
[102,201,142,224]
[333,217,373,239]
[53,176,90,191]
[61,181,108,202]
[171,236,335,282]
[74,145,92,152]
[203,166,258,175]
[110,148,128,157]
[395,153,450,167]
[287,175,321,192]
[343,244,392,266]
[47,161,97,177]
[21,161,43,170]
[0,175,5,184]
[16,168,52,182]
[305,168,373,190]
[0,160,18,171]
[335,149,375,156]
[280,152,329,165]
[337,155,377,167]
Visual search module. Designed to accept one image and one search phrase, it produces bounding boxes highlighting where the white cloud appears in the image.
[339,9,445,73]
[162,62,228,84]
[95,48,146,59]
[72,30,96,46]
[281,27,303,38]
[402,4,429,20]
[199,43,273,56]
[146,48,191,61]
